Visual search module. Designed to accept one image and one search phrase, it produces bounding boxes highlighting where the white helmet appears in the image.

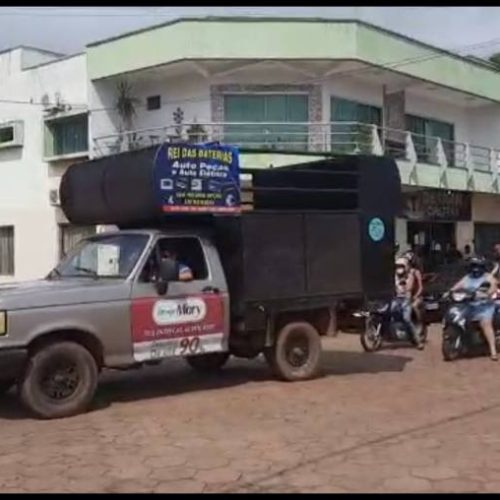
[395,257,409,276]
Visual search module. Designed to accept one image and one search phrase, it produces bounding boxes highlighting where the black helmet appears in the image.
[468,256,486,278]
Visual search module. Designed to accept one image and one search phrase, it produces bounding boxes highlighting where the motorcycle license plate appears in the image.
[425,303,439,311]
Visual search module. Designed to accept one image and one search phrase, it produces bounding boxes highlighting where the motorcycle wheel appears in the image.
[360,318,383,352]
[442,326,462,361]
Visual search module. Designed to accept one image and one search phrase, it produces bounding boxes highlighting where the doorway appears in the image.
[407,221,456,272]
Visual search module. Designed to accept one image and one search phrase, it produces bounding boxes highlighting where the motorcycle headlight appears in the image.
[451,292,466,302]
[0,311,6,335]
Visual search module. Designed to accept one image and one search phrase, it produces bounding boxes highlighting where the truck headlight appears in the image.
[0,311,6,335]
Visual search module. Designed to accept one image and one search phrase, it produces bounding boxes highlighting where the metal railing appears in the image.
[92,121,500,173]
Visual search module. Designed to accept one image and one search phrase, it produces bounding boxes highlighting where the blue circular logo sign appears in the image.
[368,217,385,242]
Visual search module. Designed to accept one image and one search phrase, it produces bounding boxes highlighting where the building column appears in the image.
[395,217,408,253]
[456,221,474,253]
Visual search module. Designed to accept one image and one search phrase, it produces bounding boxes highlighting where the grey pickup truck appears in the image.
[0,146,400,419]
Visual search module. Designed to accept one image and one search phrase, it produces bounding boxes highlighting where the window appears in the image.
[0,121,23,149]
[330,97,381,154]
[147,95,161,111]
[140,237,208,283]
[0,126,14,144]
[45,114,88,158]
[224,94,309,151]
[59,224,96,259]
[0,226,14,276]
[406,115,455,166]
[56,233,148,279]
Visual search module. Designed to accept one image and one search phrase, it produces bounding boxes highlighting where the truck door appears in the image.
[129,235,230,363]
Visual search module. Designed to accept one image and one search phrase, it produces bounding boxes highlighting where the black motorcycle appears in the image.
[441,288,500,361]
[356,296,428,352]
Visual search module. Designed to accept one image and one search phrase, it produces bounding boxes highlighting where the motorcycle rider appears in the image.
[394,256,424,350]
[403,250,424,322]
[451,256,498,361]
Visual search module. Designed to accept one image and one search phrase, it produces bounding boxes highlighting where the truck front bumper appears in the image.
[0,348,27,381]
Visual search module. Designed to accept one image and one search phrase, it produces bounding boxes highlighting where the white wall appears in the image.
[0,51,87,282]
[89,73,210,155]
[472,193,500,223]
[466,104,500,150]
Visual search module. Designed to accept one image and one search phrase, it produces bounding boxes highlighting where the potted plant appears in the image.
[186,122,208,143]
[115,80,141,151]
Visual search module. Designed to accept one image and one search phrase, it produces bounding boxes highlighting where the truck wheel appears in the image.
[268,322,321,382]
[185,352,230,373]
[20,342,98,419]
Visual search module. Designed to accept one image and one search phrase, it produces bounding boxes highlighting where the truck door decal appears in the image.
[130,294,226,362]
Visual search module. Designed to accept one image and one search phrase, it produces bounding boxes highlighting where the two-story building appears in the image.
[4,17,500,281]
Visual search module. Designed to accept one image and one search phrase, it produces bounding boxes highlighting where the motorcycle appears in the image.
[441,287,500,361]
[355,296,428,352]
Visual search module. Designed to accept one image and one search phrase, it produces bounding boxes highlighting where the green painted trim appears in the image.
[87,18,500,103]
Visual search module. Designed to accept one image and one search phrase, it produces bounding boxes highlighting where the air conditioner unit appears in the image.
[0,121,24,149]
[49,188,61,206]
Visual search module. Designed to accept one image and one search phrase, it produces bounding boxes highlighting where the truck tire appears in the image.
[20,342,98,419]
[185,352,230,373]
[267,322,321,382]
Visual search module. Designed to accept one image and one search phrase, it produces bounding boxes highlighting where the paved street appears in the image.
[2,326,500,493]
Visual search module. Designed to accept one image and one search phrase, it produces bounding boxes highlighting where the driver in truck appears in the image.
[159,247,193,282]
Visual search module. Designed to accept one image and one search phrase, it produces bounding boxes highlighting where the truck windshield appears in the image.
[53,233,149,279]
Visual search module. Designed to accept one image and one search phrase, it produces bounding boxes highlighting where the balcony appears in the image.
[92,122,500,193]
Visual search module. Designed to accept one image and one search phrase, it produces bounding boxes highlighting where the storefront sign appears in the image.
[403,189,471,221]
[153,142,240,213]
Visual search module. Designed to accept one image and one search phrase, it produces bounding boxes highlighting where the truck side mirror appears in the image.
[155,258,178,296]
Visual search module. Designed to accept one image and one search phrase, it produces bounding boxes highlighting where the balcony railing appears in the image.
[92,122,500,173]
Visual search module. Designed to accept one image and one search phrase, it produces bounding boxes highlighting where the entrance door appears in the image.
[407,221,456,271]
[129,235,229,362]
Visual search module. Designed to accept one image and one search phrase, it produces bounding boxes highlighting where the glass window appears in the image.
[224,94,308,151]
[45,114,88,157]
[330,98,381,154]
[147,95,161,111]
[140,237,209,283]
[406,115,455,166]
[55,233,148,279]
[59,224,96,259]
[0,126,14,144]
[0,226,14,276]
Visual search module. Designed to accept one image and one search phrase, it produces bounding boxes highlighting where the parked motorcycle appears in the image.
[356,296,428,352]
[441,287,500,361]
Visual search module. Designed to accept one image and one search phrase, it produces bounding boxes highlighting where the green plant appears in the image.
[186,123,208,143]
[115,80,141,150]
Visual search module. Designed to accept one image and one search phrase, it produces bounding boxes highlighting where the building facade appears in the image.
[3,17,500,281]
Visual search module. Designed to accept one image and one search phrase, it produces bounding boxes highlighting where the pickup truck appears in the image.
[0,145,401,419]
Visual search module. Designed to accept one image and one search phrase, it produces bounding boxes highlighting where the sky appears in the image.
[2,6,500,59]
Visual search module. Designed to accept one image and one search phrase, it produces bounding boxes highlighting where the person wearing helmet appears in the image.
[403,250,424,326]
[394,256,424,349]
[452,256,498,361]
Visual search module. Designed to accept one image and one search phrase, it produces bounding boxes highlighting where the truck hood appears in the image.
[0,278,130,311]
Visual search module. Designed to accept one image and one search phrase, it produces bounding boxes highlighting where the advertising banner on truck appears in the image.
[130,294,227,362]
[153,142,241,213]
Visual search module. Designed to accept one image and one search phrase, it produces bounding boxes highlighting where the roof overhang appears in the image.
[86,18,500,104]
